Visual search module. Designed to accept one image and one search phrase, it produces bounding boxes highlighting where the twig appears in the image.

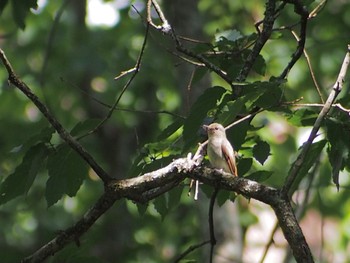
[146,0,233,87]
[279,0,309,79]
[287,102,350,114]
[236,0,276,83]
[290,30,324,103]
[60,78,185,119]
[0,48,112,183]
[80,22,150,139]
[39,0,71,87]
[173,240,211,263]
[259,222,279,263]
[209,188,219,263]
[282,45,350,195]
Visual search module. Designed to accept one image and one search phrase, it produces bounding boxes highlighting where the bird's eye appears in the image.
[215,127,218,130]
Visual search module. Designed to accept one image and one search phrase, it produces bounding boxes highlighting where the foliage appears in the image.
[0,0,350,262]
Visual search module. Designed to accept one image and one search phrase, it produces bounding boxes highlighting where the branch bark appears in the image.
[19,155,313,263]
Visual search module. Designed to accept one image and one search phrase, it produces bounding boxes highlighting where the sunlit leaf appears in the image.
[215,29,243,43]
[287,109,318,127]
[157,118,184,141]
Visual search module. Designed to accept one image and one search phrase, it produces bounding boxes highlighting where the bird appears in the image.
[204,123,238,176]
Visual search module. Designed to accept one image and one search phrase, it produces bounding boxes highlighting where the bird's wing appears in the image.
[222,143,238,176]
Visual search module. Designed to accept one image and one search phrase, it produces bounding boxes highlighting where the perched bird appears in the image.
[204,123,238,176]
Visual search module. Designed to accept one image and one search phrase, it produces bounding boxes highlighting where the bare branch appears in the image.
[173,240,211,263]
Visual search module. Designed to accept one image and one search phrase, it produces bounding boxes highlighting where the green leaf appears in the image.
[0,143,48,205]
[290,139,327,193]
[183,86,226,149]
[237,158,253,176]
[245,170,273,182]
[157,118,184,141]
[226,119,250,151]
[326,119,350,190]
[0,0,9,14]
[153,194,168,220]
[217,98,245,126]
[252,54,266,76]
[217,190,231,206]
[215,29,243,43]
[253,140,270,165]
[136,203,148,216]
[168,185,184,210]
[46,145,88,207]
[23,126,55,151]
[287,109,318,127]
[239,81,281,109]
[254,84,282,108]
[70,119,102,137]
[192,67,209,85]
[11,0,38,29]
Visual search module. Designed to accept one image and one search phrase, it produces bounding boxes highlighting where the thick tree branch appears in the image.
[20,155,313,263]
[282,45,350,195]
[0,48,112,183]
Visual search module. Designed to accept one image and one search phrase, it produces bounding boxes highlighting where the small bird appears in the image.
[204,123,238,176]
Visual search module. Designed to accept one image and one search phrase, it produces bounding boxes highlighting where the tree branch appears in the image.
[18,153,314,263]
[236,0,276,83]
[279,0,309,79]
[282,44,350,195]
[0,48,112,184]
